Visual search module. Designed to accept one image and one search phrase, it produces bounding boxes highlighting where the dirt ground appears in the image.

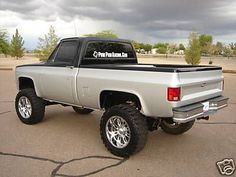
[0,70,235,177]
[0,56,40,69]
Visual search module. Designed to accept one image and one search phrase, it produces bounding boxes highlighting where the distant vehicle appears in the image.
[15,37,229,157]
[174,50,185,55]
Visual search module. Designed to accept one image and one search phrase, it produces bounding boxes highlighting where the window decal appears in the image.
[93,51,128,58]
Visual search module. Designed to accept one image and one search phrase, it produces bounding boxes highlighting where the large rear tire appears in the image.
[100,104,148,157]
[15,88,45,125]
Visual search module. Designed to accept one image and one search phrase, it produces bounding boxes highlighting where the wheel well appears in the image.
[100,91,141,110]
[19,77,35,90]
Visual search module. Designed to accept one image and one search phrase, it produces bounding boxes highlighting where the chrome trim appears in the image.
[173,112,205,123]
[173,96,228,123]
[105,116,131,149]
[18,96,32,119]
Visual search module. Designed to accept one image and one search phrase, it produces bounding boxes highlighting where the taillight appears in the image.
[222,80,224,90]
[168,87,181,101]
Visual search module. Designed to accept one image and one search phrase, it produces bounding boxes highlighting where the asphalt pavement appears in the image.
[0,70,235,177]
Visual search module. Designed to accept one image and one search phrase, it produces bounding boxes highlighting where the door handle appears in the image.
[66,66,74,69]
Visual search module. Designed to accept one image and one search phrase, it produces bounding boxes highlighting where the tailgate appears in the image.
[178,69,224,106]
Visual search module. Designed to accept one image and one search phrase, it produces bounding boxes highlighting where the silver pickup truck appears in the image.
[15,37,229,157]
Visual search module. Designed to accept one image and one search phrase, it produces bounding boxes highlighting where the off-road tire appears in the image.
[15,88,45,124]
[72,106,94,114]
[100,104,148,157]
[161,118,195,135]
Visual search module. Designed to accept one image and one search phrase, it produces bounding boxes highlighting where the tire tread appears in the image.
[100,104,148,157]
[15,88,45,124]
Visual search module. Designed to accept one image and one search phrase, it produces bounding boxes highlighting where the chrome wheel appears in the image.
[105,116,131,149]
[18,96,32,119]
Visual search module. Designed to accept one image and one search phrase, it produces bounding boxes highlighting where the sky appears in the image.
[0,0,236,50]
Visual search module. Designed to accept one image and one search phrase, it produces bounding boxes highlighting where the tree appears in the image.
[168,43,178,54]
[222,45,233,58]
[10,29,24,59]
[37,26,60,61]
[153,43,168,54]
[140,43,152,52]
[199,34,213,55]
[205,42,216,64]
[178,43,185,51]
[0,28,9,56]
[229,43,236,56]
[131,40,140,50]
[185,31,201,65]
[214,42,223,55]
[85,30,118,38]
[131,41,152,53]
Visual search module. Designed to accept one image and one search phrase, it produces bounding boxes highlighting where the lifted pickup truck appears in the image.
[15,37,229,157]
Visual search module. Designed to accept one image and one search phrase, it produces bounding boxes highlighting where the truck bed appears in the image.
[80,64,222,73]
[17,63,222,73]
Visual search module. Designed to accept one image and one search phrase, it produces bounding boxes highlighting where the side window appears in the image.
[54,41,78,65]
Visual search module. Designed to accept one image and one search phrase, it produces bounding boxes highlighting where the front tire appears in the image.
[15,88,45,125]
[161,118,195,135]
[100,104,148,157]
[72,106,94,114]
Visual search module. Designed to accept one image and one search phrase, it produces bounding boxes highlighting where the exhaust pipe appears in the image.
[197,116,209,121]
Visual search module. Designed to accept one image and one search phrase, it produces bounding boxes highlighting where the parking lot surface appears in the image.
[0,70,235,177]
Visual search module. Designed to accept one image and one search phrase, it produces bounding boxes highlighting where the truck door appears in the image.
[39,40,79,104]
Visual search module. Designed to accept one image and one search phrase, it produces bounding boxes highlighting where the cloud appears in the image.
[0,0,236,48]
[56,0,236,35]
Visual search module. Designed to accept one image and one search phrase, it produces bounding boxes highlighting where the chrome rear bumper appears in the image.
[173,96,229,123]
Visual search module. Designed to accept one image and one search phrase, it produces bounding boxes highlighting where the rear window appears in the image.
[84,41,135,59]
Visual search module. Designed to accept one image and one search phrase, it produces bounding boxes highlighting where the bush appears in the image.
[185,31,201,65]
